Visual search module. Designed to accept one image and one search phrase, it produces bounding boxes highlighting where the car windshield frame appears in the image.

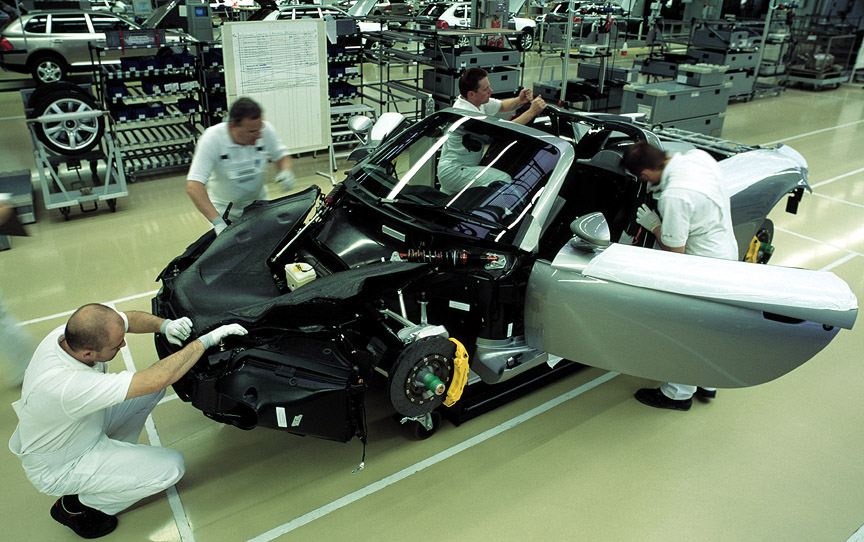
[346,111,562,245]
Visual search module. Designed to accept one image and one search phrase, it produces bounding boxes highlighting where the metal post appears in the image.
[751,0,777,98]
[561,0,575,102]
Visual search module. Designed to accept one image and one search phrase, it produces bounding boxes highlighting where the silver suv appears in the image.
[0,8,190,84]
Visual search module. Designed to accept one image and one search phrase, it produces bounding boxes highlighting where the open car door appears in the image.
[525,241,857,388]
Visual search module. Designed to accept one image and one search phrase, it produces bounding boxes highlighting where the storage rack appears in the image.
[782,15,859,90]
[321,18,375,174]
[198,42,227,128]
[687,19,762,101]
[361,26,525,115]
[91,32,203,181]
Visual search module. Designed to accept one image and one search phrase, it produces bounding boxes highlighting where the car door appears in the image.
[47,13,93,68]
[524,240,857,388]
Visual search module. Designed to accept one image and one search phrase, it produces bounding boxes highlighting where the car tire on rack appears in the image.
[26,81,85,109]
[29,54,68,85]
[29,88,105,156]
[516,30,534,51]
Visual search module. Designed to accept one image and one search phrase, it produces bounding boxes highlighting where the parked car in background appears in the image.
[415,1,536,50]
[334,0,413,16]
[0,5,193,84]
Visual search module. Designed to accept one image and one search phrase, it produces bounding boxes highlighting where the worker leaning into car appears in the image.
[8,303,247,539]
[621,141,738,412]
[437,67,547,195]
[186,97,296,235]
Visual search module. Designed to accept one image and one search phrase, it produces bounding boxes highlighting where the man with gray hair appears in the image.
[186,97,296,234]
[9,304,247,538]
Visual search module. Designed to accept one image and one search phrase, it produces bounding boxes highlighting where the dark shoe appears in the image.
[634,388,692,411]
[50,497,118,539]
[695,387,717,400]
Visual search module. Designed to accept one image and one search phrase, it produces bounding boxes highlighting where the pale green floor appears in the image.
[1,55,864,542]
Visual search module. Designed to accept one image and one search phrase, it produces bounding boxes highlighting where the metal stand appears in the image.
[23,90,127,219]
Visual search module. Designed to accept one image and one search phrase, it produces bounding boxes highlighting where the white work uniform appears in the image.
[187,120,288,221]
[655,149,738,400]
[8,323,184,515]
[0,285,34,387]
[438,96,512,195]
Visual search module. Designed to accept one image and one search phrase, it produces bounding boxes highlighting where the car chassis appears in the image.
[153,106,857,444]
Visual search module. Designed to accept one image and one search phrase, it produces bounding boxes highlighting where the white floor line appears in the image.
[111,302,195,542]
[811,192,864,209]
[811,167,864,189]
[18,289,160,326]
[775,226,864,259]
[818,253,858,273]
[847,523,864,542]
[760,119,864,146]
[246,371,620,542]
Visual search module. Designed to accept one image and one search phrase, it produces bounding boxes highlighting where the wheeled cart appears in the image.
[23,86,128,220]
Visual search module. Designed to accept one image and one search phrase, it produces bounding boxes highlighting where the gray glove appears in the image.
[198,324,248,349]
[635,204,661,233]
[210,216,228,235]
[160,317,193,346]
[276,169,296,192]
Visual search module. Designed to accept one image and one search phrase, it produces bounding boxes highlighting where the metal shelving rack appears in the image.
[91,31,203,181]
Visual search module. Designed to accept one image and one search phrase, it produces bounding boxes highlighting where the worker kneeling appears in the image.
[8,303,247,539]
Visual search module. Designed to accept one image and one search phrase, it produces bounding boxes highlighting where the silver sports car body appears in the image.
[153,106,857,442]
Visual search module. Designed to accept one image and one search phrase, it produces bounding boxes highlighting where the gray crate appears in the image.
[656,113,726,137]
[692,27,761,50]
[621,81,731,123]
[423,67,520,97]
[725,70,755,97]
[424,46,520,70]
[689,48,759,70]
[577,62,639,83]
[676,63,727,87]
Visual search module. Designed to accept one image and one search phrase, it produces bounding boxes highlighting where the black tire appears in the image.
[32,89,105,156]
[516,30,534,51]
[26,81,86,109]
[388,337,455,418]
[29,54,67,85]
[413,411,441,440]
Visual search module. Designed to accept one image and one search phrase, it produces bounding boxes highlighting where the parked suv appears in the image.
[415,1,536,50]
[0,7,191,84]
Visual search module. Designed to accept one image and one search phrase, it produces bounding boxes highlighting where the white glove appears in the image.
[160,317,193,346]
[210,216,228,235]
[276,169,297,192]
[635,204,662,233]
[198,323,248,349]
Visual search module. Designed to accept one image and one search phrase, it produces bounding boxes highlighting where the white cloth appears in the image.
[187,120,288,221]
[438,96,511,195]
[0,286,34,387]
[656,150,738,260]
[8,325,184,514]
[656,150,737,400]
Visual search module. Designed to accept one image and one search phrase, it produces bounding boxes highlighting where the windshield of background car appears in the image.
[348,112,560,244]
[418,4,450,17]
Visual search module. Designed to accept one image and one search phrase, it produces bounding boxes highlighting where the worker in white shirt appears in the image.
[622,141,738,411]
[438,68,546,195]
[186,97,296,234]
[8,303,247,538]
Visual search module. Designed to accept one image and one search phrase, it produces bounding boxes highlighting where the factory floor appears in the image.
[1,52,864,542]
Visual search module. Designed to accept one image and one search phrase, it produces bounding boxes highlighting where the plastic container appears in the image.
[285,262,317,291]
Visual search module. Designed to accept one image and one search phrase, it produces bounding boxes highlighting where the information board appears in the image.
[223,19,330,154]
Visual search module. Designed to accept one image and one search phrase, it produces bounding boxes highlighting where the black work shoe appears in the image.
[695,387,717,400]
[50,497,118,539]
[634,388,692,411]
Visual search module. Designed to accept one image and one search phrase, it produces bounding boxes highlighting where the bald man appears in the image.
[8,304,247,539]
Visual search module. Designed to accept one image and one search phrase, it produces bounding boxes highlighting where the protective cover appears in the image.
[579,243,858,329]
